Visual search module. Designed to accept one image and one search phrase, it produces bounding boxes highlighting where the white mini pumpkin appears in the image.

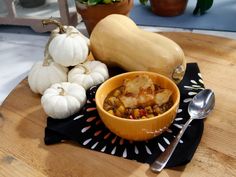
[42,19,89,67]
[41,82,86,119]
[28,58,68,94]
[68,60,109,90]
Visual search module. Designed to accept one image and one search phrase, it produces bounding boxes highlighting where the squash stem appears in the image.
[42,19,66,34]
[172,65,185,83]
[58,87,65,96]
[42,56,52,66]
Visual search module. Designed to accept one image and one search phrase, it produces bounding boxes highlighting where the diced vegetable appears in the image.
[113,89,121,97]
[108,110,114,115]
[117,105,125,114]
[133,109,140,119]
[145,106,153,114]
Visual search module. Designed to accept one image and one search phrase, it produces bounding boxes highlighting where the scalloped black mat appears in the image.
[44,63,205,167]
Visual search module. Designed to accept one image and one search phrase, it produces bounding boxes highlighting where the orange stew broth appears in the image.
[103,85,173,119]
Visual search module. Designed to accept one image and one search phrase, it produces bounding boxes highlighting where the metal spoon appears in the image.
[150,89,215,172]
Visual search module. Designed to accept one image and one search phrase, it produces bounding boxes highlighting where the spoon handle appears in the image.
[150,118,193,172]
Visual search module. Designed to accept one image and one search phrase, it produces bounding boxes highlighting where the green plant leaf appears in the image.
[139,0,148,5]
[103,0,112,4]
[88,0,102,5]
[193,0,214,15]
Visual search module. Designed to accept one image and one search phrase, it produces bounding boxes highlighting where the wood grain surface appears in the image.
[0,32,236,177]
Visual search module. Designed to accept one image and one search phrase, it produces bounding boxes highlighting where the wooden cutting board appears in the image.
[0,32,236,177]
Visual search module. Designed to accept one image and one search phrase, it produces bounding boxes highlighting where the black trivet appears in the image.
[45,63,205,167]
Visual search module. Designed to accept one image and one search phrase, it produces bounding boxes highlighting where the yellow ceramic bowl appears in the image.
[95,71,180,141]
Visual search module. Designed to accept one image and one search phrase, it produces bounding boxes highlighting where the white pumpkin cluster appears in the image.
[28,21,109,119]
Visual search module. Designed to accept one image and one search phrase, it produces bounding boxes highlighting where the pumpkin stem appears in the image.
[58,87,66,96]
[78,64,90,74]
[42,56,53,66]
[42,19,66,34]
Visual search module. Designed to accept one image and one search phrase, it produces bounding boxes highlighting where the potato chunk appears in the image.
[119,75,155,108]
[154,89,172,106]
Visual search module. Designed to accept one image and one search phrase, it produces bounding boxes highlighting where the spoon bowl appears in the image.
[151,89,215,172]
[188,89,215,119]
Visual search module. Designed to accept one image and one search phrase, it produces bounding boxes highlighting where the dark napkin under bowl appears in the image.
[44,63,204,167]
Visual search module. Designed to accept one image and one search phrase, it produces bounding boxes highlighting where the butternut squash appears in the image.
[90,14,186,83]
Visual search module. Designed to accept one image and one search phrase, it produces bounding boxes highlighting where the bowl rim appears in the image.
[95,71,180,122]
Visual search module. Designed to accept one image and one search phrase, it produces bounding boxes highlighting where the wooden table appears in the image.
[0,32,236,177]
